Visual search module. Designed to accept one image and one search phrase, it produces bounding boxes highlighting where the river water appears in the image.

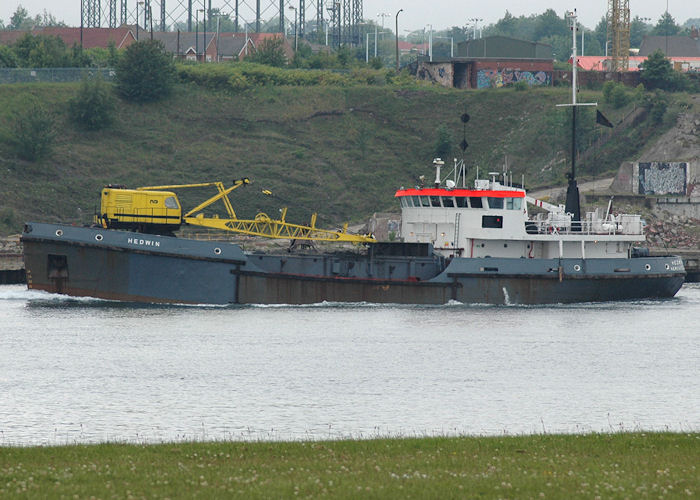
[1,283,698,446]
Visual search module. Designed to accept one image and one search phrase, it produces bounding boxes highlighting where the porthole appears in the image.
[573,264,581,272]
[214,247,222,255]
[644,264,651,271]
[55,229,63,236]
[665,264,670,270]
[95,234,103,241]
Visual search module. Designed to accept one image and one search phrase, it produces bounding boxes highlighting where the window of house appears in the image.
[455,196,468,207]
[442,196,455,207]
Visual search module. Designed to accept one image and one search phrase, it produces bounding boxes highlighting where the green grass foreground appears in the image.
[1,433,698,498]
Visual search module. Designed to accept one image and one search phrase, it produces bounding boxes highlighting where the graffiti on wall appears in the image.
[638,162,688,195]
[476,69,550,89]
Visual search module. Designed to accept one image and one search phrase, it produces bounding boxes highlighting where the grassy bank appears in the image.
[1,433,697,498]
[0,80,692,235]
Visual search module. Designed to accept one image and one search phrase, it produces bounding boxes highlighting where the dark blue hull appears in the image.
[21,223,686,305]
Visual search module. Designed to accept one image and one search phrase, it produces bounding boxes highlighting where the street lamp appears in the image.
[136,1,144,41]
[395,9,403,72]
[468,18,482,39]
[196,8,204,60]
[427,24,432,62]
[288,5,298,51]
[203,1,208,62]
[213,10,229,61]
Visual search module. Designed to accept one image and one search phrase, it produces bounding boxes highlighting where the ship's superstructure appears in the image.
[397,159,643,262]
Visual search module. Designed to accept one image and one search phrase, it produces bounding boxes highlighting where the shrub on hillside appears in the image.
[0,45,18,68]
[115,40,176,102]
[248,37,288,67]
[639,50,690,91]
[12,99,56,161]
[602,81,629,109]
[68,74,117,130]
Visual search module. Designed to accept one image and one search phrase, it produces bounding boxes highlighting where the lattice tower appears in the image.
[82,0,101,27]
[607,0,630,71]
[82,0,363,46]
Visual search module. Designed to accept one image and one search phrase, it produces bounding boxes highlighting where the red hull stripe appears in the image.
[395,189,525,198]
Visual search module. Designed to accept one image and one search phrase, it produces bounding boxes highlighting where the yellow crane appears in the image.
[96,179,375,244]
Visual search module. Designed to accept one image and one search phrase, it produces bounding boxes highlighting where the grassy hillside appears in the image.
[0,81,690,235]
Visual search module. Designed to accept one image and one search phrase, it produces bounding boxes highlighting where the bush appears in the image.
[514,80,529,91]
[639,50,690,91]
[434,124,453,159]
[115,40,176,102]
[12,99,56,161]
[248,37,288,67]
[639,90,669,124]
[602,81,630,109]
[68,74,117,130]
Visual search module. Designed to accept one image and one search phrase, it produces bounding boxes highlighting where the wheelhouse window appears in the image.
[442,196,455,207]
[506,197,522,210]
[469,197,483,208]
[420,196,431,207]
[430,196,442,207]
[455,196,468,208]
[487,197,504,209]
[412,196,421,207]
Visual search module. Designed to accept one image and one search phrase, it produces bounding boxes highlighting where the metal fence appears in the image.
[0,68,115,84]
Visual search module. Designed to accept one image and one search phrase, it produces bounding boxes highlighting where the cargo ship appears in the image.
[21,160,685,305]
[19,13,686,304]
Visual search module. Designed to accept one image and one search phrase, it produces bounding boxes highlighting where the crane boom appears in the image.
[98,179,375,244]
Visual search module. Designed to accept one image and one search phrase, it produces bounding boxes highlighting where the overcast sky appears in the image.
[1,0,697,32]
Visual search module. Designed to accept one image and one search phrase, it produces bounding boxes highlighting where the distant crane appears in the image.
[607,0,631,71]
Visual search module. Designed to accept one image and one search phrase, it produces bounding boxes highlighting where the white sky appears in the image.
[1,0,697,32]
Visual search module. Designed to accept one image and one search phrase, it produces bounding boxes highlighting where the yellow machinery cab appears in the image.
[97,186,182,233]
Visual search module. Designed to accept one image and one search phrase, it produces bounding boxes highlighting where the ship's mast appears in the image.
[557,10,597,230]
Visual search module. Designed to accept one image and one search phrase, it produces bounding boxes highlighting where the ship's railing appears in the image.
[526,215,644,236]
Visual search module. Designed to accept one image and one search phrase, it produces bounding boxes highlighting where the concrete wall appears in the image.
[613,161,698,197]
[415,59,552,89]
[415,62,454,88]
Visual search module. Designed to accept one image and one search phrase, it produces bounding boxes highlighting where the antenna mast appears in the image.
[556,10,597,229]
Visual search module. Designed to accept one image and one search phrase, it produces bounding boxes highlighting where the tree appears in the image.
[13,34,72,67]
[249,37,288,67]
[639,49,687,91]
[630,16,652,48]
[9,6,32,30]
[12,99,56,161]
[115,40,176,102]
[0,45,18,68]
[533,9,568,41]
[68,74,117,130]
[651,12,680,36]
[593,17,607,54]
